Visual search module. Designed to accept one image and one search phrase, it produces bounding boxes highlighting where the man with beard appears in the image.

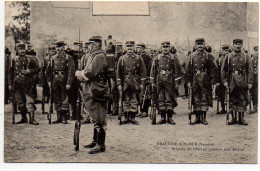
[116,41,146,125]
[250,46,258,113]
[8,42,40,125]
[46,41,76,124]
[215,44,230,114]
[75,36,109,154]
[185,38,219,125]
[221,39,253,125]
[136,43,152,118]
[150,41,182,125]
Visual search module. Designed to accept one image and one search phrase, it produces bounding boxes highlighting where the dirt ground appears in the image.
[4,98,258,163]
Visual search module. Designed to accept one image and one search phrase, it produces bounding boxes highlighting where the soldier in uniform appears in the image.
[136,43,152,118]
[250,46,258,113]
[46,41,76,124]
[116,41,147,125]
[75,36,109,154]
[67,41,85,120]
[39,44,57,103]
[215,44,230,114]
[8,42,40,125]
[221,39,253,125]
[150,41,182,125]
[185,38,219,125]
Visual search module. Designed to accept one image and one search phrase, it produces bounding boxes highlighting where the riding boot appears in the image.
[83,128,97,148]
[122,112,129,124]
[191,111,200,125]
[238,112,248,125]
[228,111,237,125]
[16,111,28,124]
[62,110,68,124]
[29,112,39,125]
[130,112,139,125]
[167,110,176,125]
[89,128,106,154]
[52,111,62,124]
[157,111,166,124]
[202,112,208,125]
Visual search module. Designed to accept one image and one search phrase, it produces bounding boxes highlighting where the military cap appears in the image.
[125,41,135,46]
[233,39,243,44]
[222,44,229,50]
[16,42,26,49]
[83,41,94,48]
[115,41,122,46]
[108,35,112,39]
[89,36,102,43]
[136,43,146,48]
[73,40,83,46]
[56,41,65,47]
[205,46,212,53]
[161,41,170,47]
[254,46,258,51]
[195,38,205,44]
[48,44,56,50]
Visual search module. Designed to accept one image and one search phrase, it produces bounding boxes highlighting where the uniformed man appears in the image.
[221,39,253,125]
[75,36,109,154]
[150,41,183,125]
[39,44,57,103]
[215,44,230,114]
[46,41,76,124]
[250,46,258,113]
[116,41,147,125]
[136,43,152,118]
[185,38,219,125]
[67,41,84,120]
[181,51,191,99]
[8,42,40,125]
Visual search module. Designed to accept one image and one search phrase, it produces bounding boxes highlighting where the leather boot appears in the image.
[202,112,208,125]
[191,112,200,125]
[16,111,28,124]
[157,111,166,124]
[52,111,62,124]
[130,112,139,125]
[62,111,68,124]
[238,112,248,125]
[167,110,176,125]
[89,129,106,154]
[122,112,129,124]
[29,112,39,125]
[84,128,97,148]
[228,111,237,125]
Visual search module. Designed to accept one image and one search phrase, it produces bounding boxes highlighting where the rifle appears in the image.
[225,55,230,125]
[248,90,252,112]
[41,47,46,114]
[150,84,157,125]
[11,100,15,124]
[48,54,53,125]
[188,52,193,125]
[118,86,123,125]
[141,83,149,112]
[74,27,82,151]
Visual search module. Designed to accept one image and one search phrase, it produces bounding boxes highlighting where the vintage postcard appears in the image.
[3,1,259,164]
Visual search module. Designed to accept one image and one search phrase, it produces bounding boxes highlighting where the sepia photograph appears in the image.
[3,1,259,164]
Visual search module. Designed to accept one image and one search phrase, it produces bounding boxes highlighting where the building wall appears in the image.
[30,1,257,62]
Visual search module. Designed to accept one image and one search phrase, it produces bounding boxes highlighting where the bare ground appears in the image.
[4,98,258,163]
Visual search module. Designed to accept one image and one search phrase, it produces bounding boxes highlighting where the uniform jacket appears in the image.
[45,51,76,86]
[251,53,258,83]
[221,51,253,90]
[116,53,146,92]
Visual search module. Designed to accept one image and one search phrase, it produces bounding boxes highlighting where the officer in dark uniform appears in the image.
[39,44,56,103]
[46,41,76,124]
[116,41,147,125]
[105,37,119,116]
[221,39,253,125]
[136,43,152,118]
[8,42,40,125]
[67,41,84,120]
[75,36,109,154]
[150,41,183,125]
[215,44,230,114]
[185,38,219,125]
[250,46,258,113]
